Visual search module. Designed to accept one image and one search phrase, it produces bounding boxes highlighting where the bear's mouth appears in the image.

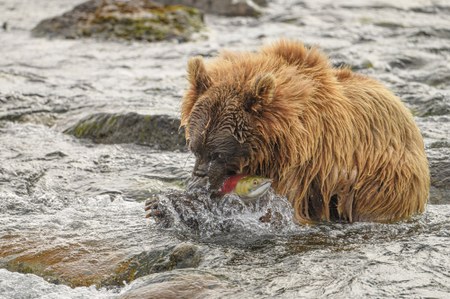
[223,169,245,182]
[226,169,241,177]
[187,170,245,194]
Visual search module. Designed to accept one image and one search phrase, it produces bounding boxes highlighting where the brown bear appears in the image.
[180,39,429,224]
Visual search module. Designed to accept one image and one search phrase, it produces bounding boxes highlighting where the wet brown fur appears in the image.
[181,39,430,224]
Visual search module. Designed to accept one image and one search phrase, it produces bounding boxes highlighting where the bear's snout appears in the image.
[193,160,208,177]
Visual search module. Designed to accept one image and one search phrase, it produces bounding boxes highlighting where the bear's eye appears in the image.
[188,140,199,155]
[192,150,200,159]
[243,97,253,112]
[253,179,258,186]
[210,152,224,161]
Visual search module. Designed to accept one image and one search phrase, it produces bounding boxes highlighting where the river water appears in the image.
[0,0,449,298]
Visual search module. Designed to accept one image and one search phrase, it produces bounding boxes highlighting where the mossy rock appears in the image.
[118,270,231,299]
[31,0,204,42]
[64,112,186,151]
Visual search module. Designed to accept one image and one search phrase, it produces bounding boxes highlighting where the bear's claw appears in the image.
[144,196,164,219]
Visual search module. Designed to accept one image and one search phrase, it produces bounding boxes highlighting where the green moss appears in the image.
[144,115,152,122]
[105,115,117,127]
[15,262,35,274]
[65,112,185,151]
[138,129,147,143]
[361,60,374,69]
[71,117,106,139]
[112,260,137,285]
[33,0,204,42]
[85,4,203,41]
[73,121,91,137]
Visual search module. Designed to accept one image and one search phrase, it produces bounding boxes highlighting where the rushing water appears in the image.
[0,0,449,298]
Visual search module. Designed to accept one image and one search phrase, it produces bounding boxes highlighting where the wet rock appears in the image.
[429,141,450,149]
[108,242,202,286]
[158,0,264,17]
[354,59,374,70]
[421,72,450,89]
[329,54,374,71]
[410,5,450,14]
[17,113,58,127]
[3,240,201,288]
[4,244,105,287]
[253,0,268,7]
[414,94,450,117]
[169,242,202,268]
[31,0,204,42]
[0,93,70,126]
[119,270,232,299]
[64,112,186,151]
[428,151,450,205]
[373,21,405,29]
[388,55,427,70]
[43,151,68,160]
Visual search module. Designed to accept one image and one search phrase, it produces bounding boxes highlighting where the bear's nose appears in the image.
[193,169,207,177]
[193,162,208,177]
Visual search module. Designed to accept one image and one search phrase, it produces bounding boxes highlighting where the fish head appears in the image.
[234,176,272,199]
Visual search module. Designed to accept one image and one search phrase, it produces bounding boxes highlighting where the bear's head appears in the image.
[180,56,279,191]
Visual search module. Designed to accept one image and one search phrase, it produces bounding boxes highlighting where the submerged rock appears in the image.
[108,242,202,286]
[158,0,265,17]
[0,93,70,126]
[4,244,101,287]
[119,270,233,299]
[64,112,186,151]
[31,0,204,42]
[3,241,201,288]
[428,151,450,205]
[414,93,450,117]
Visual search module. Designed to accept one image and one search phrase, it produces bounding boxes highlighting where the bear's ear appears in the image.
[187,56,211,95]
[251,73,276,107]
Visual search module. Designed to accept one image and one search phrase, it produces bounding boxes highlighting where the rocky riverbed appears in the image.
[0,0,449,298]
